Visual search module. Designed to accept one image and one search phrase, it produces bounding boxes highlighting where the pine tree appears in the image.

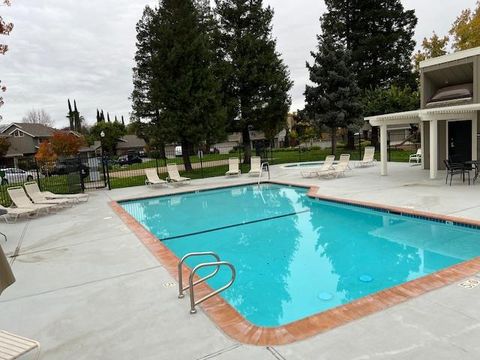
[322,0,417,90]
[215,0,292,162]
[132,0,226,171]
[305,32,362,154]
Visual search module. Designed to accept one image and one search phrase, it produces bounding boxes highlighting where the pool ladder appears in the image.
[258,162,271,186]
[177,252,236,314]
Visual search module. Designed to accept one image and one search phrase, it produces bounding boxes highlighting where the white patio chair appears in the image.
[24,183,74,207]
[166,164,191,184]
[225,158,241,176]
[248,156,261,176]
[0,205,38,224]
[24,182,89,203]
[7,187,57,214]
[357,147,376,167]
[301,155,335,178]
[0,330,41,360]
[409,148,422,166]
[145,168,168,186]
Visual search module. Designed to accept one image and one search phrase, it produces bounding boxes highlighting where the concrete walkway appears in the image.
[1,163,480,359]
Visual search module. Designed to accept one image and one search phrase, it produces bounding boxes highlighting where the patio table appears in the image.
[464,160,480,183]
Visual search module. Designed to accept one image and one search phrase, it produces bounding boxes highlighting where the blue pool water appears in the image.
[121,184,480,327]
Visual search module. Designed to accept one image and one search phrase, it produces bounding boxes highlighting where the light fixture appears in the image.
[100,131,105,138]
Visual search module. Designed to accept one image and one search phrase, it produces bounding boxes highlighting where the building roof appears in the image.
[116,135,146,149]
[420,46,480,69]
[366,103,480,126]
[1,123,57,138]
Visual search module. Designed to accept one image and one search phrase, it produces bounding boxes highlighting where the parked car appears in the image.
[118,154,143,166]
[0,168,37,185]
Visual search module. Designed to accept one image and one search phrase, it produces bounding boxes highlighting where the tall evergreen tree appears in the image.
[322,0,417,90]
[305,32,362,154]
[132,0,226,171]
[215,0,292,162]
[321,0,417,148]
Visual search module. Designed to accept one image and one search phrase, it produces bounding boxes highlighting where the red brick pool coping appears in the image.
[110,183,480,345]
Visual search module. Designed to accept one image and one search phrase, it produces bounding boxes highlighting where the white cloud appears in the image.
[0,0,477,127]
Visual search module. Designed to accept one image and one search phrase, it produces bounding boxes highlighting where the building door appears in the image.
[448,120,472,163]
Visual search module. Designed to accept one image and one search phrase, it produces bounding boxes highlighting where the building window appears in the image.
[13,130,24,137]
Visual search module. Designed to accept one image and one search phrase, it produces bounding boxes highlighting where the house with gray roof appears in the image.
[0,123,57,166]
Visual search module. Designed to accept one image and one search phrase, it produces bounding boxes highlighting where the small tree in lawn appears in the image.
[35,141,57,175]
[51,132,86,157]
[305,32,362,154]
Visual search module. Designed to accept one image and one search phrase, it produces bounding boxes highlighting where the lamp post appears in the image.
[100,130,110,189]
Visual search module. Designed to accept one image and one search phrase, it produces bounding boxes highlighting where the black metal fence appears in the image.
[0,139,416,206]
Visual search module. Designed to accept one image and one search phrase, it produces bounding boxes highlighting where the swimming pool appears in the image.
[120,184,480,327]
[283,162,325,168]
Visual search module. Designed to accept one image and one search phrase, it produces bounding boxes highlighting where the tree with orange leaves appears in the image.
[35,141,57,175]
[51,132,86,157]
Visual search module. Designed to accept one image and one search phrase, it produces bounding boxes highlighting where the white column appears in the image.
[420,121,425,168]
[380,124,388,176]
[429,119,438,179]
[472,116,477,161]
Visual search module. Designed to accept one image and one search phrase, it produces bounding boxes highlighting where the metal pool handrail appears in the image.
[258,162,271,186]
[177,252,220,299]
[188,261,236,314]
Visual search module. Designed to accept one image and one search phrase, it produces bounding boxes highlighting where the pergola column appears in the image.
[380,123,388,176]
[429,119,438,179]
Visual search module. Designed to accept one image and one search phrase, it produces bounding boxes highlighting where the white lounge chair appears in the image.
[166,164,190,184]
[7,187,57,214]
[0,330,41,360]
[301,155,335,178]
[0,205,38,223]
[24,182,89,203]
[226,158,241,176]
[24,183,73,208]
[331,154,351,178]
[249,156,262,176]
[409,148,422,166]
[357,147,376,167]
[145,168,168,186]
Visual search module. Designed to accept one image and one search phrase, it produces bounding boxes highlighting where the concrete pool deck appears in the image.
[1,162,480,359]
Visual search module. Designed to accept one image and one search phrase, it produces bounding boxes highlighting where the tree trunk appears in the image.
[181,140,192,172]
[331,127,337,155]
[242,127,252,164]
[371,127,379,149]
[346,130,355,150]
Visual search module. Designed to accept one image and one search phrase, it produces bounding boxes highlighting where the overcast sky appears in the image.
[0,0,477,128]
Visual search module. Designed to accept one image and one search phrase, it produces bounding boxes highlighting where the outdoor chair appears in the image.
[444,160,470,186]
[0,205,38,224]
[249,156,262,176]
[225,158,241,176]
[331,159,350,178]
[7,187,57,214]
[0,330,41,360]
[301,155,335,178]
[357,147,376,167]
[145,168,168,186]
[24,182,89,203]
[166,164,191,184]
[338,154,352,170]
[24,183,74,207]
[409,149,422,166]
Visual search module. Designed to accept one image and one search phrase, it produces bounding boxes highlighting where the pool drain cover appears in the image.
[318,292,333,301]
[458,279,480,289]
[359,275,373,283]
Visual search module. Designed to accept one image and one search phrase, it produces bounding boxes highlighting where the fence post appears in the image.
[155,156,159,174]
[106,156,111,190]
[35,159,42,191]
[358,132,362,160]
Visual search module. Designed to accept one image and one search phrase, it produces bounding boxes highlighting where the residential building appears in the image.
[366,46,480,179]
